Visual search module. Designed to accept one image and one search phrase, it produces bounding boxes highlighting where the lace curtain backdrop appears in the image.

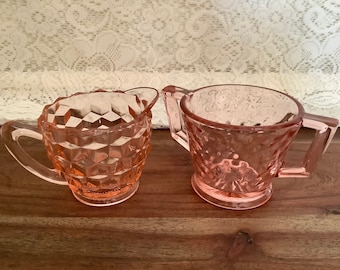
[0,0,339,127]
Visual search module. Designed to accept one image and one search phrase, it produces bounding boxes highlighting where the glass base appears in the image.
[71,181,139,207]
[191,175,272,210]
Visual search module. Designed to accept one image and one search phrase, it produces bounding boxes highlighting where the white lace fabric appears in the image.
[0,0,339,127]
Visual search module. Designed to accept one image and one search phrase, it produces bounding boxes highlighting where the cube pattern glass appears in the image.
[38,90,155,206]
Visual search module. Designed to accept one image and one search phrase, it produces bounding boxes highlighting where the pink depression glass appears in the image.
[162,84,338,210]
[1,88,159,206]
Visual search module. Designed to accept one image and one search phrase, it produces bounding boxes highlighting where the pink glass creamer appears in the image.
[162,84,338,210]
[1,88,158,206]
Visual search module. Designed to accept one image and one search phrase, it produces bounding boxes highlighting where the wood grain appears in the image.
[0,129,339,269]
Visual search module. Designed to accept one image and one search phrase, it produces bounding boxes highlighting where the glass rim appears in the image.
[38,87,158,132]
[180,84,305,131]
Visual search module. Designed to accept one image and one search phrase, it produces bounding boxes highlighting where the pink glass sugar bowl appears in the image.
[162,84,338,210]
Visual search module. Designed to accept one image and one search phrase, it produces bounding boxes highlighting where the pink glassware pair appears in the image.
[1,84,338,210]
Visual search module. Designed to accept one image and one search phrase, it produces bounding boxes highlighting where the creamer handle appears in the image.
[1,121,68,185]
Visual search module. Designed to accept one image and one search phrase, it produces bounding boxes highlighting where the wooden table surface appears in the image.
[0,129,339,269]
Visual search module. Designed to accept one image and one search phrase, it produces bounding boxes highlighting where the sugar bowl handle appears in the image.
[162,85,191,151]
[278,113,338,177]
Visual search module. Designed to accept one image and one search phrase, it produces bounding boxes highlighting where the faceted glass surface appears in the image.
[167,84,338,210]
[185,117,300,210]
[181,86,303,210]
[163,85,307,210]
[38,90,157,206]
